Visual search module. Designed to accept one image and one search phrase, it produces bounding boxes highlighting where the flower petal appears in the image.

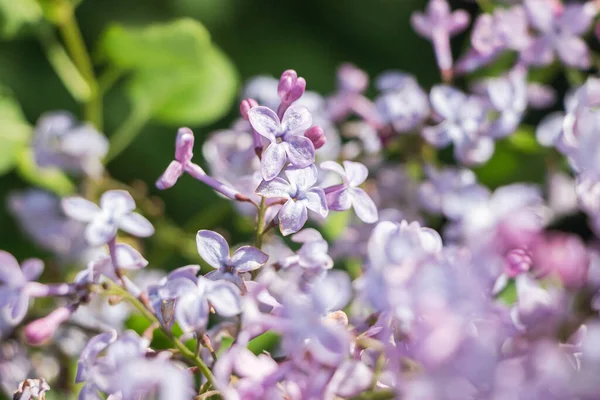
[20,258,44,281]
[100,190,136,215]
[248,106,280,142]
[119,213,155,238]
[342,161,369,186]
[207,281,241,317]
[62,197,101,222]
[525,0,554,33]
[330,360,374,398]
[535,112,564,147]
[196,230,229,270]
[278,199,308,236]
[284,135,315,168]
[0,250,24,285]
[281,105,312,136]
[231,246,268,273]
[85,219,118,246]
[320,161,347,181]
[422,122,456,147]
[430,85,467,120]
[175,291,210,333]
[261,142,287,181]
[555,34,590,69]
[326,187,352,211]
[114,244,148,270]
[284,164,318,193]
[256,177,292,199]
[350,187,379,223]
[304,188,329,218]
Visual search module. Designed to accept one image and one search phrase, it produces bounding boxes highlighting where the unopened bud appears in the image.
[174,128,195,163]
[156,161,184,190]
[304,126,326,150]
[240,98,259,120]
[278,69,306,105]
[24,306,73,346]
[504,248,532,278]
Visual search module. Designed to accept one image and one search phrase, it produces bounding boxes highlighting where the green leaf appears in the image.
[0,87,31,175]
[16,149,76,196]
[248,331,280,355]
[0,0,42,39]
[99,18,212,70]
[507,126,543,154]
[497,279,517,305]
[127,47,238,126]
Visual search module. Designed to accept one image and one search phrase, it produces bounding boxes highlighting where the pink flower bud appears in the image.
[24,306,73,346]
[337,63,368,93]
[156,161,184,190]
[504,248,532,278]
[304,126,326,150]
[278,69,306,105]
[240,98,259,120]
[174,128,195,163]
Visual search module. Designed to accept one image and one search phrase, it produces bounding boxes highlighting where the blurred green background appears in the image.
[0,0,451,264]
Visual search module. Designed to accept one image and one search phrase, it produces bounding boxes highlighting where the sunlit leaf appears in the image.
[0,87,31,175]
[16,149,76,196]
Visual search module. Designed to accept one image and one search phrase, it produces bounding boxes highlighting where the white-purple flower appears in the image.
[279,229,333,271]
[196,230,268,291]
[62,190,154,246]
[0,252,44,326]
[321,160,378,223]
[248,105,315,181]
[256,164,328,235]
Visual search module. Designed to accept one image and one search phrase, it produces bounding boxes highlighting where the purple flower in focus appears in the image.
[422,86,494,165]
[256,165,328,235]
[321,160,378,223]
[522,0,597,69]
[0,252,44,325]
[411,0,470,80]
[32,112,108,178]
[196,230,268,291]
[62,190,154,246]
[248,105,315,181]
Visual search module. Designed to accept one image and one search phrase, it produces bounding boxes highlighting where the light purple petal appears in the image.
[284,164,318,193]
[159,277,198,299]
[0,251,24,285]
[76,330,118,383]
[307,325,348,367]
[207,281,241,317]
[231,246,268,273]
[175,292,210,332]
[521,37,554,66]
[349,187,378,223]
[85,219,118,246]
[449,10,470,35]
[261,142,287,181]
[525,0,554,33]
[284,135,315,168]
[320,161,347,182]
[205,270,245,291]
[119,213,155,238]
[536,112,564,147]
[156,161,184,190]
[555,34,590,69]
[281,105,313,136]
[330,360,374,398]
[422,122,455,147]
[247,106,280,142]
[411,13,432,38]
[454,137,495,165]
[196,230,229,270]
[256,177,292,199]
[313,270,352,312]
[62,197,101,222]
[100,190,136,214]
[114,244,148,270]
[279,199,308,236]
[418,227,444,253]
[6,291,29,324]
[305,188,329,218]
[430,86,466,120]
[343,161,369,187]
[20,258,44,281]
[326,187,352,211]
[558,3,595,35]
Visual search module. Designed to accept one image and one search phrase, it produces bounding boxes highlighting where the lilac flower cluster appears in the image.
[6,0,600,399]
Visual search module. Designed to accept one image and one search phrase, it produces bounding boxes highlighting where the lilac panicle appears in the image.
[196,229,268,291]
[321,160,378,223]
[256,164,328,235]
[62,190,154,246]
[247,105,315,181]
[411,0,470,81]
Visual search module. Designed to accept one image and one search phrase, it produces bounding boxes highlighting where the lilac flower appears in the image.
[374,71,430,133]
[321,160,378,223]
[277,69,306,117]
[115,358,193,400]
[411,0,470,80]
[196,230,268,290]
[470,5,530,57]
[12,378,50,400]
[164,275,241,333]
[256,164,328,235]
[278,229,333,272]
[62,190,154,246]
[522,0,597,69]
[247,105,315,180]
[484,68,528,138]
[32,112,108,178]
[156,127,195,189]
[422,86,494,165]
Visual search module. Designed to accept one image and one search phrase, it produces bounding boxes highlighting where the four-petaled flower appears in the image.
[256,165,328,235]
[321,161,378,223]
[0,251,44,325]
[248,105,315,181]
[197,230,268,291]
[62,190,154,246]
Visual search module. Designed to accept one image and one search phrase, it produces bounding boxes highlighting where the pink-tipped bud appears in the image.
[156,161,184,190]
[337,63,368,93]
[504,248,532,278]
[24,306,73,346]
[304,126,326,150]
[240,98,259,120]
[278,69,306,104]
[175,128,195,163]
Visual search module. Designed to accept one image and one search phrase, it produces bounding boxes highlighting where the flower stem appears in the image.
[106,106,150,162]
[103,280,217,387]
[255,197,267,249]
[55,0,101,129]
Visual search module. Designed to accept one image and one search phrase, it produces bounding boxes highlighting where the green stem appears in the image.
[106,107,150,162]
[55,0,101,129]
[103,280,217,387]
[350,390,396,400]
[36,25,91,102]
[255,197,267,249]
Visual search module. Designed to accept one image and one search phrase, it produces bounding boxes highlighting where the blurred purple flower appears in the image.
[248,105,315,181]
[256,164,328,235]
[279,229,333,271]
[197,230,267,291]
[62,190,154,246]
